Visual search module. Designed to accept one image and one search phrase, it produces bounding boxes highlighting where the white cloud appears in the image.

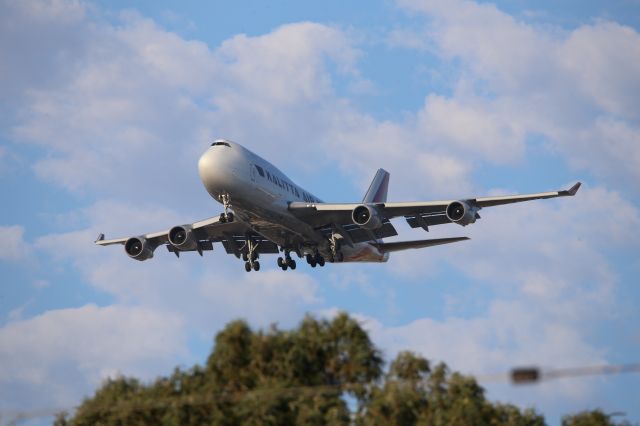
[395,0,640,190]
[6,2,483,202]
[0,0,88,106]
[559,21,640,120]
[0,225,29,261]
[387,184,639,309]
[10,15,365,200]
[0,304,186,410]
[416,93,526,164]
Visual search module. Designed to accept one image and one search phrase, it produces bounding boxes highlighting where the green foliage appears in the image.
[358,352,545,426]
[59,312,616,426]
[562,409,631,426]
[65,313,378,425]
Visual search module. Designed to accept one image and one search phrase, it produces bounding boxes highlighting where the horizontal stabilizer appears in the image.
[373,237,469,253]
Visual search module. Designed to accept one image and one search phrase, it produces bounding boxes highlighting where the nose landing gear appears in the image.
[218,194,234,223]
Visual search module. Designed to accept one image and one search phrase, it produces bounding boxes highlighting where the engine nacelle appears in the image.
[168,225,198,251]
[352,204,384,230]
[124,236,154,261]
[446,200,479,226]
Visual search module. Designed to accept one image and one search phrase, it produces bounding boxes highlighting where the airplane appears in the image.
[95,139,581,272]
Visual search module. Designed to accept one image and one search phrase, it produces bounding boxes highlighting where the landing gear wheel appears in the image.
[306,254,314,264]
[220,213,227,223]
[281,264,288,271]
[277,257,284,268]
[288,259,296,270]
[226,212,234,222]
[242,253,249,262]
[253,261,260,271]
[251,252,258,261]
[244,262,252,272]
[317,256,325,267]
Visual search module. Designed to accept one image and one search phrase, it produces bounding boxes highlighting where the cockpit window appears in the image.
[211,141,231,147]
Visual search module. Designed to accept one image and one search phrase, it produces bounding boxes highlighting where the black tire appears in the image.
[281,264,288,271]
[220,213,227,223]
[277,257,284,267]
[289,259,296,270]
[242,253,248,262]
[318,257,325,267]
[310,260,317,268]
[253,261,260,271]
[244,262,251,272]
[226,212,234,222]
[306,254,313,264]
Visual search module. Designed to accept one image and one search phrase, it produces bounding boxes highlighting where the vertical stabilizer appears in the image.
[362,169,390,203]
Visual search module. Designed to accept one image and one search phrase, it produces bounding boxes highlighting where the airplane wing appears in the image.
[95,215,279,260]
[289,182,581,233]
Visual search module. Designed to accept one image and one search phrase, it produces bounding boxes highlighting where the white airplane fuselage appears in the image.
[197,140,388,262]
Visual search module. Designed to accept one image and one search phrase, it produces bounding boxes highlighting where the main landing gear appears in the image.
[327,234,344,263]
[242,241,345,272]
[277,253,296,271]
[306,253,326,268]
[218,193,234,223]
[242,239,260,272]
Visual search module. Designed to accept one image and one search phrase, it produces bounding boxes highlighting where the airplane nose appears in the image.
[198,147,238,197]
[197,149,213,181]
[198,149,221,196]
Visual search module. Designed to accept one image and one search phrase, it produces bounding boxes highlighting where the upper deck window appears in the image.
[211,141,231,147]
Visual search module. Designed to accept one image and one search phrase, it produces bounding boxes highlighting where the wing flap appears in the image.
[404,213,451,230]
[220,237,280,255]
[316,221,398,244]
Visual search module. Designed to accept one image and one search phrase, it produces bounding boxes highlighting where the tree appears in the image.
[59,312,612,425]
[65,313,381,425]
[358,352,544,426]
[562,409,631,426]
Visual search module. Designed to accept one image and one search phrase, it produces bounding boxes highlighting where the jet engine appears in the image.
[168,225,198,251]
[352,204,384,230]
[446,200,480,226]
[124,236,155,261]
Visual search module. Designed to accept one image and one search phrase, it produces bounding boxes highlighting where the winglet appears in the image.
[560,182,581,196]
[95,233,105,243]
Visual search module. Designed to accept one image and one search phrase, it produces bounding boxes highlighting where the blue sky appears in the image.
[1,0,639,424]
